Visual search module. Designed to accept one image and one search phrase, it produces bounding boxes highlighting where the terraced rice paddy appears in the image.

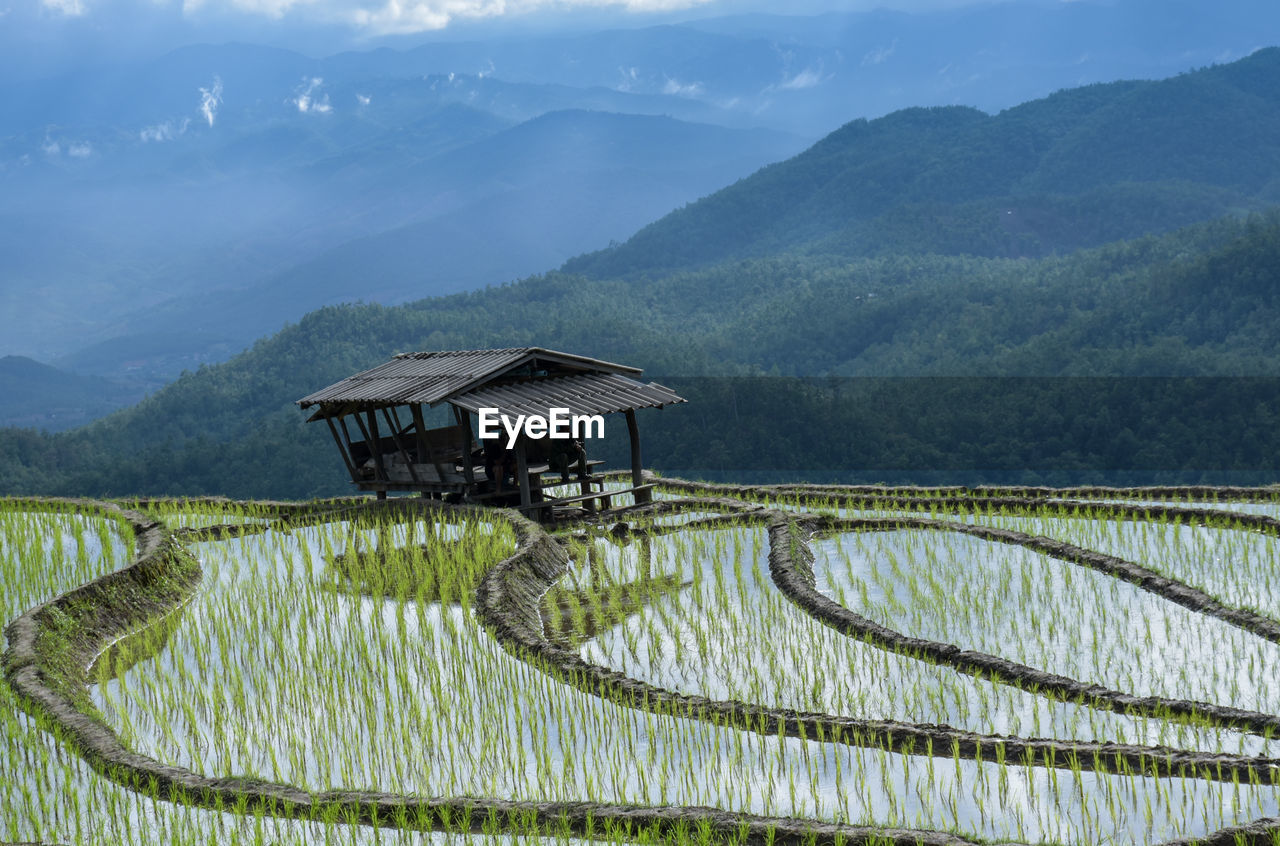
[5,482,1280,845]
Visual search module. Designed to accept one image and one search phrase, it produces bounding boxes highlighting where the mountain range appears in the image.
[5,0,1280,393]
[3,48,1280,494]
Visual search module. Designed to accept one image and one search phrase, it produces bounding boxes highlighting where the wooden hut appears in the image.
[295,347,684,518]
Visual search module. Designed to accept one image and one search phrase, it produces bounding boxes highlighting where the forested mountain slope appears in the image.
[566,49,1280,278]
[3,211,1278,497]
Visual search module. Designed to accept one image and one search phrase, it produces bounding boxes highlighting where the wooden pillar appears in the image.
[339,416,359,462]
[381,407,421,484]
[625,408,649,503]
[411,405,429,463]
[325,416,358,481]
[452,405,475,485]
[363,410,388,482]
[515,437,532,514]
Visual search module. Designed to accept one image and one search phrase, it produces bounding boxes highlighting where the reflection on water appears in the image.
[324,519,512,605]
[90,601,190,683]
[543,534,691,650]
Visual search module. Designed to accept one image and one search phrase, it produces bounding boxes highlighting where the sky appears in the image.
[0,0,1010,77]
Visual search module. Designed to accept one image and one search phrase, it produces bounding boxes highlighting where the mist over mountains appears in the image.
[2,0,1279,434]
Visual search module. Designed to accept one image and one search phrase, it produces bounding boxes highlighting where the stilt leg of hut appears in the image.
[325,417,358,482]
[453,405,476,487]
[515,439,534,517]
[625,409,650,504]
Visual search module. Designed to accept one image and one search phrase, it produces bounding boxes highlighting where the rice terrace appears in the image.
[8,477,1280,845]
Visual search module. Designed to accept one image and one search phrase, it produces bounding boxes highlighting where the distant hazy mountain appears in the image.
[2,0,1278,407]
[0,356,148,432]
[11,0,1274,136]
[35,110,804,380]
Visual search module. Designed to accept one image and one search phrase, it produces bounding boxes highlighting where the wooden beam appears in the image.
[325,416,359,481]
[625,408,649,503]
[365,410,388,482]
[350,413,375,467]
[339,416,358,456]
[380,406,421,485]
[411,405,429,467]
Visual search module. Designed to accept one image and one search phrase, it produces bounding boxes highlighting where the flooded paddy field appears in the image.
[5,483,1280,844]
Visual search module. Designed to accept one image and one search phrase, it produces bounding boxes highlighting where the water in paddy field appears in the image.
[7,498,1280,843]
[572,525,1280,841]
[810,526,1280,716]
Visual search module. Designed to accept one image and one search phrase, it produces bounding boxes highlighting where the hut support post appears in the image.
[325,416,358,481]
[625,409,649,503]
[351,413,377,466]
[411,405,429,462]
[365,410,389,492]
[515,438,532,514]
[409,404,434,497]
[452,405,476,486]
[380,407,421,485]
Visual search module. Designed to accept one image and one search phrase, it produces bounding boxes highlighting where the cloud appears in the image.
[616,65,640,91]
[345,0,713,36]
[39,0,86,16]
[28,0,714,36]
[199,76,223,127]
[662,75,703,97]
[862,38,898,66]
[356,92,371,106]
[761,63,830,95]
[140,118,191,141]
[40,135,92,157]
[293,76,332,113]
[777,67,825,90]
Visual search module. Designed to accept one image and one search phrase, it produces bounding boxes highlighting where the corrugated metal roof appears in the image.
[296,347,644,409]
[451,372,685,419]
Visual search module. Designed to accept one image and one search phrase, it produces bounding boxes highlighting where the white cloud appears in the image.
[293,76,332,113]
[34,0,712,33]
[616,65,640,91]
[199,76,223,127]
[40,0,86,16]
[662,75,703,97]
[777,67,825,90]
[862,38,898,66]
[40,135,93,157]
[346,0,711,36]
[356,92,371,105]
[761,63,830,95]
[140,117,191,142]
